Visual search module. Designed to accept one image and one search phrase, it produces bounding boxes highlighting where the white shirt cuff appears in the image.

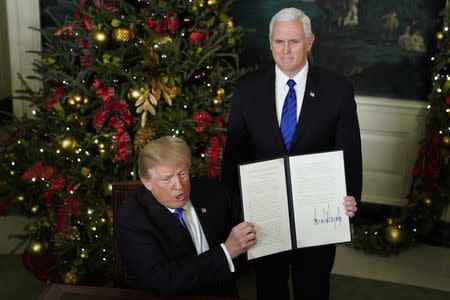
[220,243,235,273]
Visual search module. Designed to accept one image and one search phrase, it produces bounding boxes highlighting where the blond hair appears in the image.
[138,136,191,180]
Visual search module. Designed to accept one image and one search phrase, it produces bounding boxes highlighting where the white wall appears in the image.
[6,0,41,116]
[0,0,11,100]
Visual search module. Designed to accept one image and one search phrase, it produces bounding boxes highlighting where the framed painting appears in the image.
[231,0,445,100]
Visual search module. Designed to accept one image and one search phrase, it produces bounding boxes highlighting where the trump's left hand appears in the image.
[343,196,357,218]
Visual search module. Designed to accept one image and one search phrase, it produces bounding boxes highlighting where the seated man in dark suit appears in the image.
[115,136,256,297]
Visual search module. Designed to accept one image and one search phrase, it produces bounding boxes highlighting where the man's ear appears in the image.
[141,178,152,191]
[307,34,315,52]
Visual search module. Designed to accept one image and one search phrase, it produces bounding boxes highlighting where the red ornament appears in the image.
[144,17,158,28]
[189,31,205,43]
[192,111,212,133]
[446,95,450,105]
[164,13,179,32]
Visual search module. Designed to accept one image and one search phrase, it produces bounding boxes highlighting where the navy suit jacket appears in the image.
[222,64,362,206]
[115,177,240,297]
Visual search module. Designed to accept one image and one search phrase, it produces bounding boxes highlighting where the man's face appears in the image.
[270,20,314,78]
[142,163,190,209]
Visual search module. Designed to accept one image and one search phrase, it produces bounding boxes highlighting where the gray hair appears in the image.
[269,7,313,38]
[138,136,191,180]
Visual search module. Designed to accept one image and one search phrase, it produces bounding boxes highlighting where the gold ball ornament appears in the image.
[98,143,106,155]
[16,194,25,202]
[207,0,217,6]
[81,167,92,179]
[213,97,222,107]
[104,183,113,196]
[423,197,432,207]
[60,136,78,150]
[31,205,39,214]
[442,135,450,146]
[64,272,79,285]
[385,217,394,226]
[216,87,225,98]
[111,28,134,43]
[27,240,44,256]
[384,225,403,245]
[92,30,108,44]
[67,96,76,106]
[226,20,234,30]
[435,31,444,40]
[127,88,141,101]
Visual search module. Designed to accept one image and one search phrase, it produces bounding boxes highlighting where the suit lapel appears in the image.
[190,195,217,246]
[290,66,319,150]
[137,188,196,254]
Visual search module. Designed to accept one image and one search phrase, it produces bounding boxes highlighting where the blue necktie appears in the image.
[280,79,297,149]
[174,208,189,231]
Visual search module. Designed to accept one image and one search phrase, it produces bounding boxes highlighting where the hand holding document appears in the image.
[238,151,350,260]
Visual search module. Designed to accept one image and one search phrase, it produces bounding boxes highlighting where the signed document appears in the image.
[239,151,350,260]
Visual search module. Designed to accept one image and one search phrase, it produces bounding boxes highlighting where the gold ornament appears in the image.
[81,167,92,179]
[423,197,432,207]
[67,96,76,106]
[443,135,450,146]
[127,88,141,101]
[73,114,84,126]
[226,20,234,30]
[98,143,106,155]
[213,97,222,107]
[384,225,403,245]
[60,136,78,150]
[216,87,225,97]
[111,27,134,43]
[154,33,173,44]
[207,0,217,5]
[385,217,394,226]
[134,127,156,150]
[92,30,108,44]
[104,183,113,196]
[64,272,79,285]
[16,194,25,202]
[27,240,44,256]
[435,31,444,40]
[31,205,39,214]
[54,226,81,247]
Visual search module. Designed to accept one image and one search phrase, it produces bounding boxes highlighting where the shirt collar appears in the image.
[167,200,192,213]
[275,61,309,85]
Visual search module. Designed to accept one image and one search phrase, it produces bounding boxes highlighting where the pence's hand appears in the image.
[343,196,357,218]
[224,221,257,259]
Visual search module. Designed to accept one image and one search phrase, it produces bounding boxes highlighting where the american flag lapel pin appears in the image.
[309,91,315,98]
[201,208,207,214]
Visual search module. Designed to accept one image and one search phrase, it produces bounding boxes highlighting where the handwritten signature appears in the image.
[313,205,342,227]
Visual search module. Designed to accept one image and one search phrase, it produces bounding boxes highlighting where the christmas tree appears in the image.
[0,0,246,284]
[352,4,450,254]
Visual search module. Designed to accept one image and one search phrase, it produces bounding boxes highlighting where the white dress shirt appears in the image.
[275,62,309,125]
[167,201,235,272]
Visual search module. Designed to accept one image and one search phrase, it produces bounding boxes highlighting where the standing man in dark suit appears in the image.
[222,7,362,300]
[115,136,256,297]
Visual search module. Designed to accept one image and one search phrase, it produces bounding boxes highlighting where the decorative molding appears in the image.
[356,96,427,207]
[6,0,41,117]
